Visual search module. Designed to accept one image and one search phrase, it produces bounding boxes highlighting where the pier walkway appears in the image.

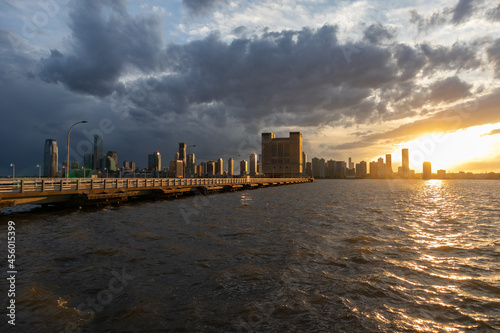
[0,177,314,213]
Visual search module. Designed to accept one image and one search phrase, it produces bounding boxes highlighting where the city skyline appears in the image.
[2,1,500,176]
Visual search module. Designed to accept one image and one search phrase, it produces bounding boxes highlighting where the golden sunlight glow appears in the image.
[391,123,500,172]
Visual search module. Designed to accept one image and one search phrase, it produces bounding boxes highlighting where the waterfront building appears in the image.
[198,162,206,177]
[179,142,187,166]
[175,160,184,178]
[377,157,385,178]
[206,161,216,176]
[169,160,176,178]
[423,161,432,179]
[249,153,258,176]
[240,160,248,176]
[43,139,58,177]
[312,157,326,178]
[216,158,223,176]
[228,158,234,177]
[84,153,94,170]
[106,151,118,172]
[148,151,161,173]
[302,152,307,175]
[356,161,367,178]
[305,162,312,177]
[262,132,303,177]
[94,135,103,171]
[402,148,409,178]
[386,154,392,174]
[437,169,446,179]
[187,154,196,177]
[326,160,336,178]
[369,161,378,177]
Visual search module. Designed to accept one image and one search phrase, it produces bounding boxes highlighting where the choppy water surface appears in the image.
[1,179,499,332]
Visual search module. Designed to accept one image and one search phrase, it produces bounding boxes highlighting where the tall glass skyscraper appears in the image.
[94,135,103,171]
[43,139,58,177]
[402,148,409,178]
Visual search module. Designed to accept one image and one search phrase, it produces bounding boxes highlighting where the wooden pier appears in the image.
[0,177,314,213]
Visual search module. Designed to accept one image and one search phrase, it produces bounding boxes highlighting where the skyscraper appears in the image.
[179,142,187,171]
[148,151,161,172]
[94,135,103,171]
[228,158,234,177]
[106,151,118,171]
[386,154,392,174]
[402,148,409,178]
[262,132,303,177]
[249,153,258,176]
[423,161,432,179]
[240,160,248,176]
[216,158,223,176]
[84,153,94,170]
[43,139,58,177]
[187,154,195,177]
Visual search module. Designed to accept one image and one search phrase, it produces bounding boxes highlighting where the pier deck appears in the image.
[0,177,314,213]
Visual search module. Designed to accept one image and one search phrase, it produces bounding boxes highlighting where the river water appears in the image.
[1,179,499,332]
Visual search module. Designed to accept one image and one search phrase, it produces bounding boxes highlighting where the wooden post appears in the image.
[60,179,64,191]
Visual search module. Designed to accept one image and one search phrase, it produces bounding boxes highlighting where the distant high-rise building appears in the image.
[312,158,326,178]
[216,158,223,176]
[348,157,354,170]
[240,160,248,176]
[423,161,432,179]
[402,148,409,178]
[84,154,94,170]
[249,153,258,176]
[106,151,118,172]
[93,135,103,171]
[123,160,130,170]
[179,142,187,170]
[148,151,161,172]
[175,160,184,178]
[198,162,206,177]
[43,139,58,177]
[206,161,216,176]
[228,158,234,177]
[302,152,307,175]
[262,132,303,177]
[369,161,378,177]
[386,154,392,174]
[377,157,385,178]
[187,154,196,177]
[356,161,367,178]
[437,169,446,179]
[130,161,136,172]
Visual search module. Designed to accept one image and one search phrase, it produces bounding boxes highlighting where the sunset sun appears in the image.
[395,123,500,172]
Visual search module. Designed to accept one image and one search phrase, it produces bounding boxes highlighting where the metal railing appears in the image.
[0,177,306,194]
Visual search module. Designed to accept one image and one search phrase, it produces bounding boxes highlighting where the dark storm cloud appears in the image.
[363,23,397,44]
[451,0,476,24]
[428,76,472,104]
[420,42,481,73]
[182,0,229,16]
[409,0,486,32]
[39,0,164,96]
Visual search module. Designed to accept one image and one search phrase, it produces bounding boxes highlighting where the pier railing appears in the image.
[0,178,305,194]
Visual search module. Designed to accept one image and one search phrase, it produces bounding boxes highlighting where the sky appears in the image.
[1,0,500,176]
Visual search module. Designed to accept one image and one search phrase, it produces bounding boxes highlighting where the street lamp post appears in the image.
[67,120,88,179]
[36,164,41,178]
[9,163,15,178]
